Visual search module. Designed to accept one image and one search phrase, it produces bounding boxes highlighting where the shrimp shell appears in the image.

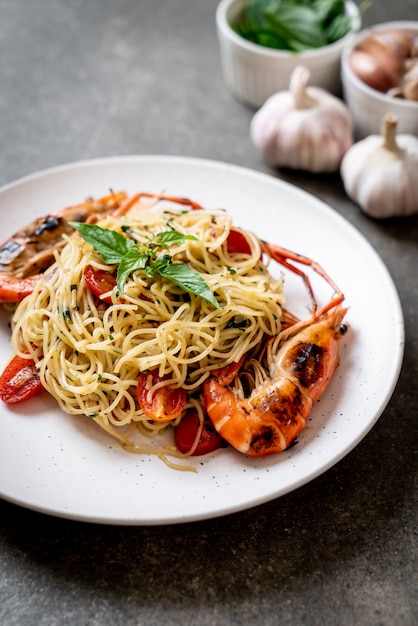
[203,300,347,456]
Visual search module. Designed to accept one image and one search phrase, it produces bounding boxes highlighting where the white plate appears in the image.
[0,156,404,525]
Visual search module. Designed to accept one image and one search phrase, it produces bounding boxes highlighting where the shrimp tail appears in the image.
[0,274,42,302]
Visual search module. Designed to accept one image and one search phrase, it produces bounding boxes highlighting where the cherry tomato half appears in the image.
[83,265,117,304]
[174,408,227,456]
[0,353,43,404]
[137,370,186,422]
[211,354,246,385]
[226,229,252,255]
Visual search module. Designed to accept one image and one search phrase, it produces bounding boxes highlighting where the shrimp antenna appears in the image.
[112,192,204,217]
[262,242,344,314]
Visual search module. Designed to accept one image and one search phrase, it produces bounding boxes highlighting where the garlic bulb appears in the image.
[250,66,353,173]
[341,114,418,218]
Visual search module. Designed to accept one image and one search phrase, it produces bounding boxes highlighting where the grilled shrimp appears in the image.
[203,243,348,456]
[0,190,127,302]
[203,298,347,455]
[0,191,203,303]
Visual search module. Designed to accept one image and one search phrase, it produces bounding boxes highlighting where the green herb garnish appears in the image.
[69,222,220,309]
[63,308,72,324]
[233,0,363,52]
[225,315,251,330]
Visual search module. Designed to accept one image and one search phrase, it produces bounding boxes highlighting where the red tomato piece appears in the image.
[137,370,186,422]
[174,408,227,456]
[83,265,117,304]
[0,353,43,404]
[226,229,252,255]
[212,354,246,385]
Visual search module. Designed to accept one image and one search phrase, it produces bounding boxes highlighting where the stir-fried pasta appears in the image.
[10,202,285,464]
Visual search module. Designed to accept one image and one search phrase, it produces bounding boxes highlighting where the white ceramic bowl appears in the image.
[216,0,361,108]
[341,21,418,139]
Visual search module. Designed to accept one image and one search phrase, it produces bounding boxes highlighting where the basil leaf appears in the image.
[70,222,220,308]
[158,262,220,309]
[69,222,135,264]
[116,247,148,294]
[313,0,346,25]
[150,254,172,274]
[234,0,290,49]
[233,0,355,50]
[324,13,352,42]
[264,5,327,50]
[155,231,197,248]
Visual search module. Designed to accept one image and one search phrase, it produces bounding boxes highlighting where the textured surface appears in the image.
[0,1,417,624]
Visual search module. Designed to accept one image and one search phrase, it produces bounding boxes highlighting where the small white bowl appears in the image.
[216,0,361,108]
[341,21,418,139]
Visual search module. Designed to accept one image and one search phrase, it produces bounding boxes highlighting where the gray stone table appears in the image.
[0,1,417,625]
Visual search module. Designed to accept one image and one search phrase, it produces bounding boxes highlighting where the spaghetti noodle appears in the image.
[10,199,285,465]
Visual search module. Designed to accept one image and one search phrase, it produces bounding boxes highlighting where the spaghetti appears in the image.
[10,199,285,466]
